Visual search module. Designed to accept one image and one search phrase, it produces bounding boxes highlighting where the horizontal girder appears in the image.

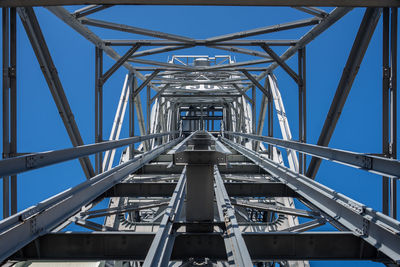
[102,181,297,197]
[0,0,399,7]
[10,232,387,261]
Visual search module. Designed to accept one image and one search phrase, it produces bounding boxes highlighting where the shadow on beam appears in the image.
[10,232,389,262]
[101,182,297,197]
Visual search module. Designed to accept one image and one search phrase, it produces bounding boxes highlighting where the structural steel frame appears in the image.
[0,1,399,267]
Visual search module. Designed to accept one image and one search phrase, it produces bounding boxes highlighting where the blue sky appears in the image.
[1,5,398,266]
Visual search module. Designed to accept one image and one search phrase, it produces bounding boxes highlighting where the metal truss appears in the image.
[0,2,399,267]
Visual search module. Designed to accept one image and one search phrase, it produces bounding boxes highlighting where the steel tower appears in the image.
[0,1,399,267]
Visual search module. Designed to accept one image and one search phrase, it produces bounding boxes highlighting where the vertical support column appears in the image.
[390,7,397,219]
[200,105,204,130]
[252,85,256,134]
[9,7,17,215]
[298,47,307,174]
[383,8,390,215]
[2,7,17,217]
[212,109,215,131]
[382,7,398,218]
[2,7,10,218]
[266,79,273,160]
[146,85,150,135]
[252,86,256,150]
[129,73,136,159]
[175,132,223,233]
[146,85,151,150]
[186,164,214,232]
[95,47,103,174]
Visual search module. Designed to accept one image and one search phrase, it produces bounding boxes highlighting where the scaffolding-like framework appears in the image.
[0,1,399,267]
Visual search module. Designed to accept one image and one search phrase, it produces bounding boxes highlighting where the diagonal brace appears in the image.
[17,7,95,178]
[101,44,140,84]
[232,83,253,104]
[241,70,271,98]
[133,70,161,98]
[260,44,300,84]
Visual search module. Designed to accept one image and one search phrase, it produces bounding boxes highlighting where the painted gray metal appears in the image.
[1,1,399,265]
[307,8,382,179]
[17,7,95,179]
[214,166,253,266]
[0,137,182,263]
[143,167,186,266]
[245,7,352,90]
[80,17,195,43]
[222,137,400,264]
[46,6,148,135]
[10,232,387,261]
[232,199,318,218]
[105,39,299,46]
[1,0,399,7]
[206,17,320,43]
[225,131,400,179]
[0,132,175,177]
[103,181,297,197]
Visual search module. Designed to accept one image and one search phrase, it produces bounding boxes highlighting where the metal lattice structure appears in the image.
[0,1,399,267]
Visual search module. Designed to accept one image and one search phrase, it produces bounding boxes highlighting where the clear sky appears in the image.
[1,5,398,267]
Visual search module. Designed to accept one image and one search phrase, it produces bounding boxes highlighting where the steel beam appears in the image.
[104,181,296,198]
[222,137,400,264]
[209,45,272,59]
[73,4,114,18]
[161,94,241,98]
[95,46,103,174]
[1,0,399,7]
[267,79,273,158]
[232,84,253,104]
[389,7,397,219]
[242,70,271,98]
[260,44,300,83]
[0,137,181,263]
[206,17,320,43]
[232,199,317,218]
[0,132,174,177]
[129,57,194,70]
[205,58,273,71]
[298,47,306,174]
[2,7,17,218]
[129,73,135,159]
[224,132,400,179]
[105,39,298,46]
[383,8,390,216]
[46,6,148,136]
[252,85,256,136]
[130,45,192,58]
[256,89,267,136]
[10,232,387,261]
[101,44,140,84]
[133,70,161,98]
[292,6,328,18]
[307,8,382,179]
[81,200,169,219]
[80,17,195,43]
[73,4,109,16]
[142,168,186,266]
[214,166,253,266]
[147,85,150,137]
[242,7,352,91]
[103,74,132,171]
[18,7,95,178]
